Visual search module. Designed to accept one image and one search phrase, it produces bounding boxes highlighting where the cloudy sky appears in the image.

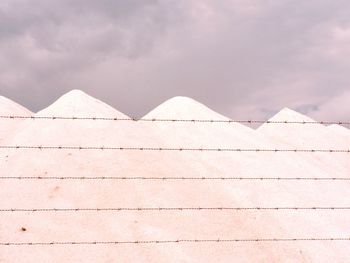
[0,0,350,120]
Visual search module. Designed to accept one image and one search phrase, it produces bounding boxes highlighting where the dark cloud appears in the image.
[0,0,350,121]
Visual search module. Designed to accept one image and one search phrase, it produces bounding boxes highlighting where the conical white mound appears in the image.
[263,107,316,123]
[9,90,146,147]
[258,108,325,146]
[0,96,32,115]
[0,96,32,143]
[258,108,350,175]
[144,96,229,120]
[142,96,267,149]
[37,90,129,118]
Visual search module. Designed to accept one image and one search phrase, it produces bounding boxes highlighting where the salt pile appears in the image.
[0,96,32,143]
[0,90,349,262]
[258,108,350,174]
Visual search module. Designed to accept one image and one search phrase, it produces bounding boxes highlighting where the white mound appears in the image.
[0,96,32,115]
[144,96,229,120]
[258,108,350,175]
[37,90,128,118]
[0,91,350,262]
[0,96,32,143]
[265,107,315,123]
[143,96,266,148]
[9,90,146,147]
[258,108,340,147]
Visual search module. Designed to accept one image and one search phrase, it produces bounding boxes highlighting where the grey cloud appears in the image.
[0,0,179,108]
[0,0,350,121]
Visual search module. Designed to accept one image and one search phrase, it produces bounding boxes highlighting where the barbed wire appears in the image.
[1,207,350,212]
[0,115,349,126]
[1,145,349,153]
[1,176,349,180]
[1,237,349,246]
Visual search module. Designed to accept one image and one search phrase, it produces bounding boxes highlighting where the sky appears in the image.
[0,0,350,120]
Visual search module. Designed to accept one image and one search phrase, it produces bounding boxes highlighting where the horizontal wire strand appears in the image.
[1,207,350,212]
[1,176,350,180]
[1,118,349,249]
[1,238,350,246]
[0,115,349,126]
[0,145,349,153]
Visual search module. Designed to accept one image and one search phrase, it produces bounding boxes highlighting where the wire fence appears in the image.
[1,115,350,126]
[1,207,350,212]
[1,114,350,250]
[1,237,350,246]
[0,176,349,180]
[1,145,349,153]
